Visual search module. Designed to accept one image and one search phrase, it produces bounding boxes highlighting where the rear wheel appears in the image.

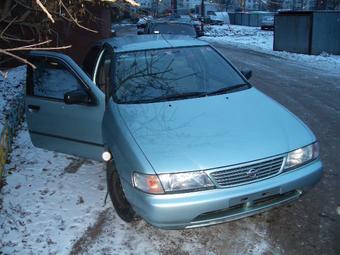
[106,161,137,222]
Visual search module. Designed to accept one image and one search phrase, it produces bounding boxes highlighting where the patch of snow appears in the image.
[0,126,108,254]
[203,25,340,75]
[0,66,26,131]
[1,127,272,255]
[80,210,270,255]
[205,25,274,51]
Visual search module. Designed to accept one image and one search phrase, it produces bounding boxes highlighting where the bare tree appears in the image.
[0,0,139,69]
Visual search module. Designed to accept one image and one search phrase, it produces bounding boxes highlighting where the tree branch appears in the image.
[35,0,55,23]
[6,45,72,51]
[0,42,72,69]
[59,0,98,33]
[0,49,36,68]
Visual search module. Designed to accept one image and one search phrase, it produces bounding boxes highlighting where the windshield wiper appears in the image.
[120,91,207,104]
[154,91,208,102]
[119,85,250,104]
[207,83,251,96]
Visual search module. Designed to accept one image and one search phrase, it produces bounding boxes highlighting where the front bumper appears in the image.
[122,159,323,229]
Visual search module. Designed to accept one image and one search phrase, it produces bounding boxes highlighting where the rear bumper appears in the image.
[122,159,323,229]
[261,25,274,30]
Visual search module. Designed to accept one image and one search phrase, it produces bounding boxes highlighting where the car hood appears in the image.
[117,88,315,173]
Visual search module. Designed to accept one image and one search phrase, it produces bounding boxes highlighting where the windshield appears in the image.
[179,16,192,22]
[262,16,274,22]
[152,23,196,36]
[114,46,247,104]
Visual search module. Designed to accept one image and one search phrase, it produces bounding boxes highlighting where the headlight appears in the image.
[158,171,214,193]
[133,173,164,194]
[284,142,319,170]
[133,171,214,194]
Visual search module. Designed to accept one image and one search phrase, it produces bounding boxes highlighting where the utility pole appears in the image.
[152,0,157,16]
[155,0,159,17]
[172,0,178,14]
[201,0,205,17]
[200,0,205,31]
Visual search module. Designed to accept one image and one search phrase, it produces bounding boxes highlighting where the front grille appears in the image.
[191,190,298,225]
[209,156,284,187]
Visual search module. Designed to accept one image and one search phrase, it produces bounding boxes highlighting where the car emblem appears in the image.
[246,168,258,179]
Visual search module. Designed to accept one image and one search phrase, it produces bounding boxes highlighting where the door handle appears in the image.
[27,105,40,113]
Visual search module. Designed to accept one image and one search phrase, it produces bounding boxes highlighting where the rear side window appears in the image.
[153,23,196,37]
[30,58,83,100]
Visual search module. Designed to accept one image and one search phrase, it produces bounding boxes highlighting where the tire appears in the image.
[106,161,137,222]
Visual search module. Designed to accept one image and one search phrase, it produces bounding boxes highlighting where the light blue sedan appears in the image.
[25,35,322,229]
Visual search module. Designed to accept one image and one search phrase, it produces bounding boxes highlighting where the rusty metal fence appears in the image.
[274,11,340,55]
[230,12,275,27]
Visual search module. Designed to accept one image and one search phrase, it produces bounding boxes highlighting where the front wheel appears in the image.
[106,161,137,222]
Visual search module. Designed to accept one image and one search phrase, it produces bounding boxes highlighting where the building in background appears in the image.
[135,0,338,16]
[135,0,153,11]
[244,0,258,10]
[240,0,321,11]
[157,0,172,14]
[183,0,201,10]
[194,1,226,15]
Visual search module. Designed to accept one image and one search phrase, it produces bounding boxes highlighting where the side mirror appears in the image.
[64,89,91,105]
[241,69,252,80]
[137,30,144,35]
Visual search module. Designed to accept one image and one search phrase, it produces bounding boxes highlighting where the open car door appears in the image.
[26,51,105,160]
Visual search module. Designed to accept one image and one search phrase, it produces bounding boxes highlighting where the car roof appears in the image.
[103,34,208,53]
[149,19,192,25]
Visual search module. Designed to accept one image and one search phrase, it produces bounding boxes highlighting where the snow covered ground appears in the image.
[0,127,271,255]
[0,127,109,254]
[203,25,340,75]
[0,66,26,131]
[204,25,274,51]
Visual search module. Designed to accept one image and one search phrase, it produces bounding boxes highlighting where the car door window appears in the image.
[31,58,83,100]
[95,50,112,93]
